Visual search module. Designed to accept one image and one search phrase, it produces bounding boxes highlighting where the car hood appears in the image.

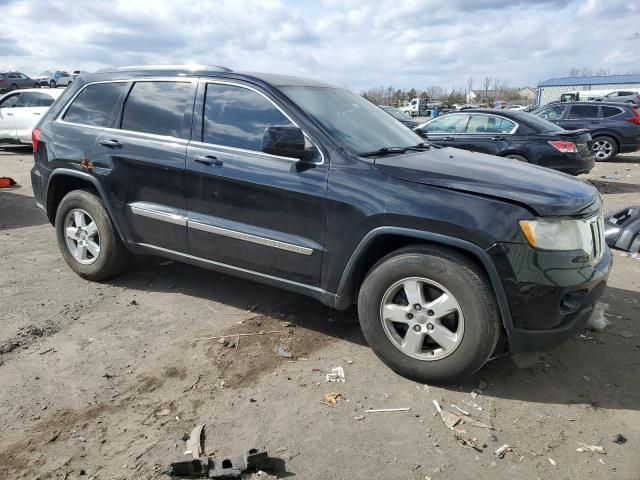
[374,147,599,217]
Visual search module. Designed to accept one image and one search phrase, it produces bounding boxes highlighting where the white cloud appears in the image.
[0,0,638,91]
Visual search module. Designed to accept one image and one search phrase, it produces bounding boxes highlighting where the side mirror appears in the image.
[261,126,313,161]
[414,127,427,137]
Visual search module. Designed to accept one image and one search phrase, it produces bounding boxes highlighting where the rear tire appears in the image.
[33,82,40,88]
[357,245,500,384]
[592,135,618,162]
[9,83,18,91]
[505,154,528,162]
[55,190,129,281]
[49,80,56,88]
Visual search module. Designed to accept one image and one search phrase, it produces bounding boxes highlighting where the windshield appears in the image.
[282,86,423,155]
[518,111,564,133]
[380,105,413,122]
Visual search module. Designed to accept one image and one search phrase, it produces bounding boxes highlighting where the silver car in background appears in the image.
[598,90,640,105]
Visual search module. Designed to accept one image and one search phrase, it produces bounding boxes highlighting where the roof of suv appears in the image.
[89,65,336,88]
[545,101,636,108]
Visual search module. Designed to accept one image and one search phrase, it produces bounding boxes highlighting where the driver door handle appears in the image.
[441,136,455,141]
[193,155,223,166]
[491,136,505,141]
[99,139,122,148]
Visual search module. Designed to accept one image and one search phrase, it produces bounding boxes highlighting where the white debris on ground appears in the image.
[586,302,610,332]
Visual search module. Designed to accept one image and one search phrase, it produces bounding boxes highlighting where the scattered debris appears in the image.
[576,443,605,454]
[167,447,269,478]
[548,457,557,466]
[450,404,470,416]
[155,408,171,417]
[462,399,483,411]
[587,303,610,332]
[354,415,365,421]
[470,389,482,399]
[273,345,292,358]
[322,392,343,405]
[186,424,205,459]
[192,331,286,342]
[158,260,174,266]
[617,330,635,339]
[495,444,511,458]
[463,416,495,430]
[325,366,345,383]
[613,433,627,445]
[583,376,591,381]
[433,400,460,429]
[364,407,411,413]
[38,348,54,355]
[183,375,202,393]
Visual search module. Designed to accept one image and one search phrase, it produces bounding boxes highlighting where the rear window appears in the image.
[567,105,599,119]
[121,81,193,138]
[601,106,623,118]
[63,82,128,127]
[465,114,516,134]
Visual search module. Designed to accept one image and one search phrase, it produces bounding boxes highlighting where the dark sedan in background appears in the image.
[533,101,640,161]
[379,105,421,129]
[414,109,594,175]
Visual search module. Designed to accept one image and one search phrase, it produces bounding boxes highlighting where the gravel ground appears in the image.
[0,146,639,480]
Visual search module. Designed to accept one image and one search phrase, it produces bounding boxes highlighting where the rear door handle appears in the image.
[99,139,122,148]
[491,136,505,141]
[33,112,42,116]
[441,136,455,141]
[193,155,223,166]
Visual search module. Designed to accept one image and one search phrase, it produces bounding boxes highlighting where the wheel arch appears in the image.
[46,169,126,242]
[334,227,512,330]
[499,150,529,161]
[591,131,621,149]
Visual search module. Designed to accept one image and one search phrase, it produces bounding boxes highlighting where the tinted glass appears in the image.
[64,82,128,127]
[535,105,566,121]
[8,74,18,79]
[465,114,516,134]
[568,105,599,119]
[0,94,20,108]
[601,106,622,118]
[121,81,192,138]
[203,83,293,150]
[516,112,563,133]
[282,86,423,154]
[381,106,413,121]
[424,114,468,133]
[19,92,54,107]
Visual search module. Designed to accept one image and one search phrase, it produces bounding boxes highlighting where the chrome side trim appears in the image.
[188,220,314,256]
[137,242,325,294]
[130,206,187,226]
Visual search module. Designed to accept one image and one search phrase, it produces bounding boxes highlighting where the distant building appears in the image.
[466,89,499,103]
[518,87,536,101]
[537,74,640,106]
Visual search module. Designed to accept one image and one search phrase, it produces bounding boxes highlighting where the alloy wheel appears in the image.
[64,208,101,265]
[592,139,613,160]
[380,277,464,361]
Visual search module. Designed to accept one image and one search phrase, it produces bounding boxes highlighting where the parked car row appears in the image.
[0,72,41,92]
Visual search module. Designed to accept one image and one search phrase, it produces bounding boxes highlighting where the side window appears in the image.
[601,106,622,118]
[63,82,129,127]
[19,92,54,108]
[203,83,294,151]
[465,115,516,134]
[0,94,20,108]
[121,81,193,138]
[606,92,618,97]
[8,73,19,79]
[567,105,599,119]
[423,114,468,133]
[537,105,566,121]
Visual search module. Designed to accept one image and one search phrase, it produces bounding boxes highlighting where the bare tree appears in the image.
[482,76,492,103]
[569,67,582,77]
[467,76,473,102]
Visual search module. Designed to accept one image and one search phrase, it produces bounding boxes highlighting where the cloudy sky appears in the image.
[1,0,638,91]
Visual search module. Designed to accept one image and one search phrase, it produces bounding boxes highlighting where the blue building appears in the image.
[537,74,640,106]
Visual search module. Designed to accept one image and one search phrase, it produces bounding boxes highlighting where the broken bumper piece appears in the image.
[167,447,269,478]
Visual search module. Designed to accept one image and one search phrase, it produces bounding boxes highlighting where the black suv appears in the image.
[534,101,640,161]
[31,66,612,383]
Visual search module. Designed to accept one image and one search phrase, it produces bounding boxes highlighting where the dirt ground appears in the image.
[0,146,639,480]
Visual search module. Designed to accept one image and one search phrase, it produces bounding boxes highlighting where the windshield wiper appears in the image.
[358,147,409,157]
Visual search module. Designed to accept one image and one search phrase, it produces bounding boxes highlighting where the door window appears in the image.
[19,92,55,107]
[120,81,193,138]
[423,114,468,133]
[63,82,129,127]
[536,105,566,121]
[567,105,599,119]
[465,114,516,134]
[202,83,294,151]
[0,94,20,108]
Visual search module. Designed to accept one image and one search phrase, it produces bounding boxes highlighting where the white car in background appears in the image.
[0,89,63,144]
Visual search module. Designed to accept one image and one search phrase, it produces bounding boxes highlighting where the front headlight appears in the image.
[519,218,592,251]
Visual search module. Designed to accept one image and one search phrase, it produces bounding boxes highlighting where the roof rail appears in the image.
[97,64,232,73]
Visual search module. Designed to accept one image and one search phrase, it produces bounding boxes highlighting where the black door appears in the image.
[186,81,328,286]
[453,113,518,155]
[90,80,197,253]
[535,104,568,126]
[419,113,468,147]
[561,104,601,130]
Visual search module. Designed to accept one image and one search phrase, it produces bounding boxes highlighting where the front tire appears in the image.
[9,83,18,91]
[357,246,500,384]
[49,80,57,88]
[505,154,528,162]
[55,190,129,281]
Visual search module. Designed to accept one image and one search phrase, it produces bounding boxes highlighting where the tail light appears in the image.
[548,140,577,153]
[32,128,41,153]
[625,107,640,125]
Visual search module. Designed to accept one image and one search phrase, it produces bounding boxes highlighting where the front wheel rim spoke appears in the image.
[65,227,77,239]
[382,304,410,324]
[86,240,100,257]
[84,222,98,237]
[74,210,86,227]
[426,293,457,319]
[428,324,458,352]
[75,244,88,261]
[402,329,425,354]
[403,279,425,305]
